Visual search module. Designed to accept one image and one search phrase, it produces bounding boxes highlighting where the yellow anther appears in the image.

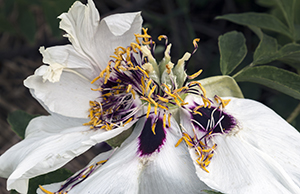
[200,163,209,173]
[110,55,122,61]
[91,75,101,84]
[174,97,182,107]
[165,90,176,98]
[137,66,149,78]
[157,104,168,111]
[193,38,200,48]
[214,95,231,108]
[91,87,102,91]
[175,93,184,103]
[183,137,194,147]
[193,110,202,116]
[148,84,157,97]
[131,42,141,53]
[152,122,156,135]
[202,97,211,108]
[168,113,171,126]
[175,137,184,147]
[130,89,136,99]
[145,79,152,93]
[183,132,193,142]
[163,113,167,129]
[154,105,157,115]
[181,102,189,106]
[174,86,188,93]
[188,69,203,80]
[39,185,55,194]
[146,102,151,118]
[157,95,169,103]
[96,159,108,165]
[127,84,132,93]
[189,81,206,97]
[162,83,171,93]
[158,35,167,41]
[124,117,133,125]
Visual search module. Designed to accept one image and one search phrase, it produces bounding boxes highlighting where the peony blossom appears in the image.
[1,0,300,194]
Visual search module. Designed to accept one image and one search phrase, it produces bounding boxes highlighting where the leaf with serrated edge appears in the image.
[218,31,247,75]
[235,66,300,100]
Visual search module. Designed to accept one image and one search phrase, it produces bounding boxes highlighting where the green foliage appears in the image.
[11,168,73,194]
[218,31,247,75]
[235,66,300,100]
[0,0,76,43]
[7,110,39,139]
[216,13,292,39]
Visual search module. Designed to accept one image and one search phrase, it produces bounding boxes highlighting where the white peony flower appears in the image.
[1,0,300,194]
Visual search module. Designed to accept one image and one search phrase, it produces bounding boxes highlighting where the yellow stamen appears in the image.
[39,185,55,194]
[183,136,194,147]
[152,122,156,135]
[148,84,157,97]
[124,117,133,125]
[188,69,203,79]
[162,83,171,93]
[214,95,231,108]
[137,66,149,78]
[146,102,151,118]
[127,84,132,93]
[193,38,200,48]
[175,137,184,147]
[145,79,152,93]
[96,159,108,165]
[163,113,167,128]
[168,113,171,126]
[157,104,168,111]
[130,89,136,99]
[157,95,169,103]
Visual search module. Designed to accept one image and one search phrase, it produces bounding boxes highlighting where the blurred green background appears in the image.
[0,0,299,193]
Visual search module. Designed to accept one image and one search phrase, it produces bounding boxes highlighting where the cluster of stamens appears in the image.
[84,28,208,135]
[176,95,231,173]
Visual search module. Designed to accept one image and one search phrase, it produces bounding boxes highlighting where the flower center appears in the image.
[84,28,207,135]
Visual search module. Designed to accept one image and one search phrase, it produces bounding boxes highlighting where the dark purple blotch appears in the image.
[138,116,166,156]
[191,104,236,134]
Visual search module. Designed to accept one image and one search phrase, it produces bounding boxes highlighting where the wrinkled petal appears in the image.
[0,114,135,194]
[24,67,99,118]
[38,117,210,194]
[181,96,300,193]
[225,98,300,188]
[38,45,97,82]
[58,0,142,70]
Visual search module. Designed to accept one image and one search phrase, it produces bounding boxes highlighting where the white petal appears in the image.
[58,0,142,70]
[196,135,300,194]
[0,114,133,194]
[225,97,300,188]
[182,96,300,193]
[38,45,97,82]
[39,117,210,194]
[24,66,99,118]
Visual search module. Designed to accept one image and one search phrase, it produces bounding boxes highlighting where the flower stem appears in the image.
[287,103,300,123]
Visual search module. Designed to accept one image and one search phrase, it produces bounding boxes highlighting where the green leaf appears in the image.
[218,31,247,75]
[277,43,300,69]
[253,32,278,65]
[7,110,39,139]
[216,13,292,39]
[200,75,244,98]
[234,66,300,100]
[274,0,295,37]
[28,168,73,194]
[203,190,224,194]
